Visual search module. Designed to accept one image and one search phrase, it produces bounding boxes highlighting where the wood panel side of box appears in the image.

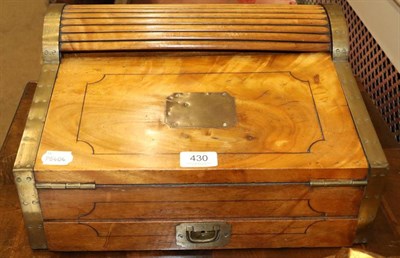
[38,184,364,220]
[44,219,357,250]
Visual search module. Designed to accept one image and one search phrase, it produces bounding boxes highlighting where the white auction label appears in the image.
[41,151,73,165]
[180,152,218,167]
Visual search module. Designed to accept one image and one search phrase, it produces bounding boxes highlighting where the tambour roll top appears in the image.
[60,4,331,52]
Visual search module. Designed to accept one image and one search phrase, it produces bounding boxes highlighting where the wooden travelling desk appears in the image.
[7,3,396,254]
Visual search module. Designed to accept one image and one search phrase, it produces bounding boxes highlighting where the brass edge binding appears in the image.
[323,4,349,62]
[12,4,65,249]
[323,4,389,243]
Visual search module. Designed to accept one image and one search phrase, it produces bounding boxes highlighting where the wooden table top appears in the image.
[0,82,399,257]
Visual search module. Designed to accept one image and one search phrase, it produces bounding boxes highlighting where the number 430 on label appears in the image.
[180,152,218,167]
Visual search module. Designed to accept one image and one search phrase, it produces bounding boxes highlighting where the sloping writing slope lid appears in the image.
[34,53,368,184]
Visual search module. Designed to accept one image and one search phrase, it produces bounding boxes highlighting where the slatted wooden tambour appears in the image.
[13,3,388,251]
[60,4,331,52]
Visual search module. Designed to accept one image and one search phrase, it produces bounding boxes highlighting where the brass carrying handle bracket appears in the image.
[186,225,221,244]
[176,222,231,248]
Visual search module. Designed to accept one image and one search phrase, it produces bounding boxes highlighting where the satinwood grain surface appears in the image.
[34,53,367,184]
[44,219,358,250]
[38,184,364,250]
[60,4,330,52]
[39,184,363,249]
[38,185,363,220]
[79,72,320,154]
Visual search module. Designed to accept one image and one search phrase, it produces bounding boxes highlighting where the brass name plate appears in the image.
[165,92,236,128]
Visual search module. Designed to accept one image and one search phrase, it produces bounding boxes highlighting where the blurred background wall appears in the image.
[0,0,49,146]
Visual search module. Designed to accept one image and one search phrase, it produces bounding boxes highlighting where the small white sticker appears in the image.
[180,152,218,168]
[41,151,73,165]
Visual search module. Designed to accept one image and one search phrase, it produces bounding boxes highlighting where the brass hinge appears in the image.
[310,179,368,187]
[35,182,96,190]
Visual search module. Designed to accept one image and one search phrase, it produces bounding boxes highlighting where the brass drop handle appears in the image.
[176,222,230,247]
[186,225,220,244]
